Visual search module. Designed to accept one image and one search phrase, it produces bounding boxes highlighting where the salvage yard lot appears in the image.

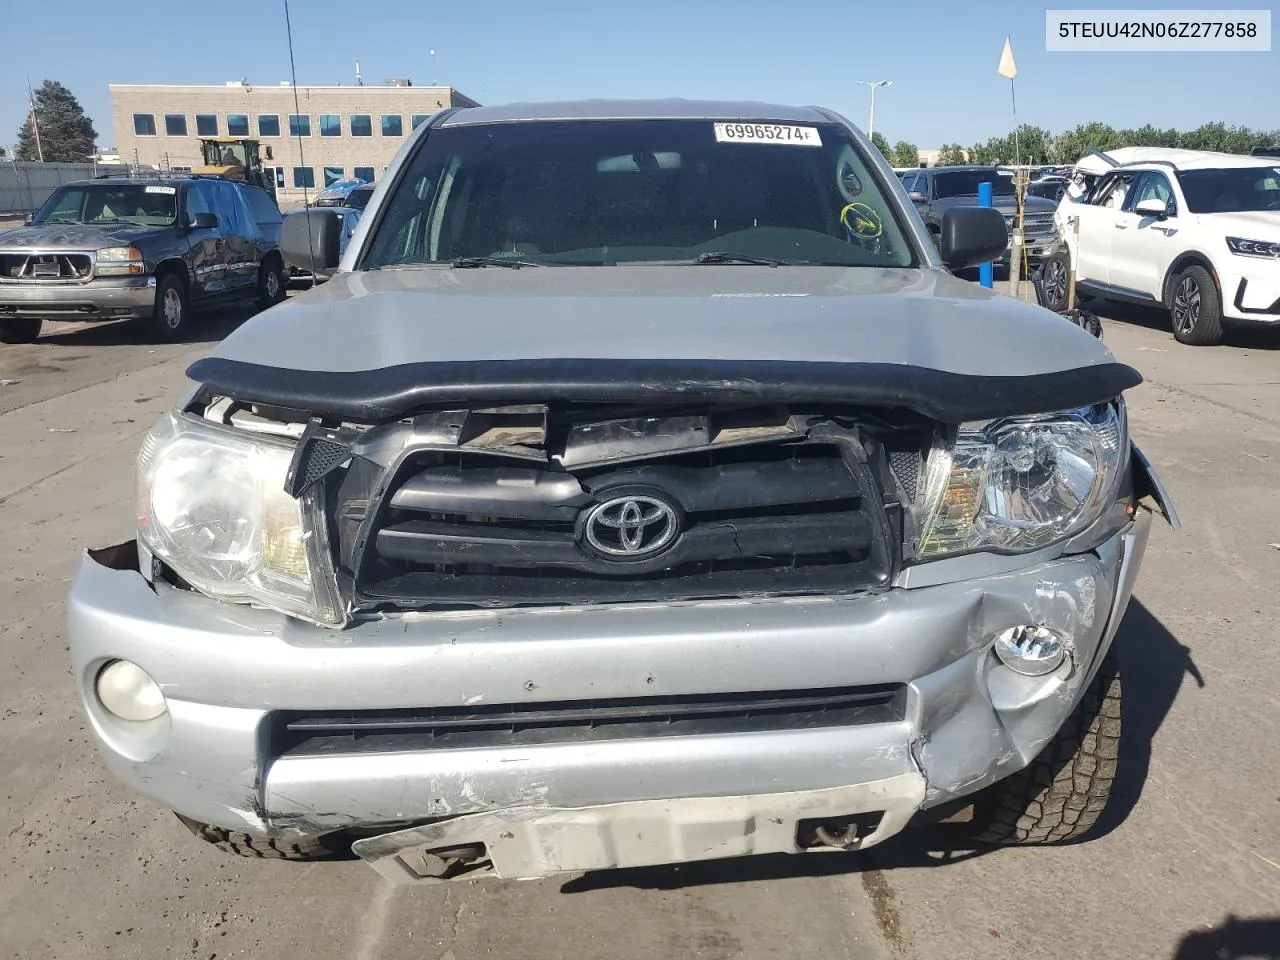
[1,297,1277,960]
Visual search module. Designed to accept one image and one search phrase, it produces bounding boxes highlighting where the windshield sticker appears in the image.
[714,123,822,146]
[145,185,177,195]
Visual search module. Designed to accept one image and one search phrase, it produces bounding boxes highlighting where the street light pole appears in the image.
[855,80,893,139]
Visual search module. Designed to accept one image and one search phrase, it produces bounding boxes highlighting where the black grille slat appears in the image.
[346,428,894,610]
[375,511,869,574]
[273,684,907,754]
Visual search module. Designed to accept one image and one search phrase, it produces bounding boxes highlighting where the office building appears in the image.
[110,80,480,203]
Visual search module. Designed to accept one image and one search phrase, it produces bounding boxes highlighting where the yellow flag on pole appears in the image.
[997,36,1018,79]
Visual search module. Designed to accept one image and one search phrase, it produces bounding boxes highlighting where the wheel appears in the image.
[257,257,286,309]
[0,317,42,344]
[1169,264,1223,346]
[1040,249,1072,313]
[151,274,190,342]
[177,815,344,861]
[966,649,1121,844]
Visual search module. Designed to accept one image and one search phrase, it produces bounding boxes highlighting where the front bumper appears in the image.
[1220,266,1280,323]
[0,275,156,321]
[67,516,1150,880]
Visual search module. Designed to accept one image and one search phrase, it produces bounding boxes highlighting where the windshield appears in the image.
[932,170,1016,199]
[1176,167,1280,213]
[204,141,247,167]
[34,184,178,226]
[363,119,916,268]
[345,186,374,210]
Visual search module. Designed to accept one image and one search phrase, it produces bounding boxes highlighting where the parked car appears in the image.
[1043,147,1280,344]
[0,175,286,343]
[68,100,1174,884]
[1027,175,1070,202]
[312,178,367,207]
[902,165,1058,265]
[343,182,376,211]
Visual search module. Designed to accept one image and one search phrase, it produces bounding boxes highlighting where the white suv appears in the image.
[1042,148,1280,345]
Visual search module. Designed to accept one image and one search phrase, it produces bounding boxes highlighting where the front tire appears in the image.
[1169,264,1223,346]
[1040,249,1072,313]
[966,649,1121,844]
[257,257,286,309]
[0,317,42,344]
[151,274,191,342]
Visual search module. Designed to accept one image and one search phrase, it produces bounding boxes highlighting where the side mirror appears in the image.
[1134,197,1168,218]
[282,209,342,273]
[938,206,1009,270]
[908,191,927,203]
[189,212,219,230]
[23,213,34,226]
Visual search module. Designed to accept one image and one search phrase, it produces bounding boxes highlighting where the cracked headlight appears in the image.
[919,402,1126,557]
[136,411,343,625]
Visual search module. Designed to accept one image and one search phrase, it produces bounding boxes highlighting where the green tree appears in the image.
[15,80,97,162]
[870,131,892,161]
[1010,124,1052,165]
[935,143,967,165]
[891,141,920,168]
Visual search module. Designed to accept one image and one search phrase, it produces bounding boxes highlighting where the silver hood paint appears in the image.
[203,265,1117,378]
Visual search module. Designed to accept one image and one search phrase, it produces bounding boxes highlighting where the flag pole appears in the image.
[26,76,43,163]
[1011,73,1022,299]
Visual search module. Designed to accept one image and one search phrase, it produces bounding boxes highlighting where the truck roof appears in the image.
[440,99,835,127]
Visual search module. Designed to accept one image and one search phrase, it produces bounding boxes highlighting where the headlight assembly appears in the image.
[1225,237,1280,259]
[95,246,145,275]
[136,412,343,625]
[918,402,1126,557]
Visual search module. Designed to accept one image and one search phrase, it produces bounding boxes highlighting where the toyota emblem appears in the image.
[584,494,680,559]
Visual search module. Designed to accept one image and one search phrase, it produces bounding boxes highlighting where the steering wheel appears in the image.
[841,202,883,240]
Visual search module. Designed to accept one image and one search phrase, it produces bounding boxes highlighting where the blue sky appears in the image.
[2,0,1277,153]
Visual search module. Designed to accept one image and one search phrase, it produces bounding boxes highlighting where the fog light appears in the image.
[992,626,1069,677]
[96,660,167,722]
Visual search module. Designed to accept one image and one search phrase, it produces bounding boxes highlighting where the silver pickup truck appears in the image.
[67,100,1176,885]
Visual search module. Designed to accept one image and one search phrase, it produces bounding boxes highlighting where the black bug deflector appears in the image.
[185,356,1142,425]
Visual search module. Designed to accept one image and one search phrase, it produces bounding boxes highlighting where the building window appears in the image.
[163,114,187,136]
[353,166,375,183]
[411,114,430,129]
[274,168,285,188]
[293,167,315,188]
[350,114,373,137]
[288,114,311,137]
[133,114,157,136]
[227,114,250,136]
[323,166,345,186]
[258,114,280,137]
[319,114,341,137]
[195,114,218,136]
[381,114,403,137]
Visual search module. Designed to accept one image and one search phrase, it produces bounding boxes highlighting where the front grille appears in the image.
[339,413,897,610]
[271,684,907,755]
[1021,213,1056,238]
[0,252,93,281]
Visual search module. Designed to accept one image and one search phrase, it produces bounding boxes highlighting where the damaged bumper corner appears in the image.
[67,516,1150,878]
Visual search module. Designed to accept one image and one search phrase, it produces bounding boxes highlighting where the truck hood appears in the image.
[931,195,1057,215]
[189,265,1139,424]
[0,222,163,251]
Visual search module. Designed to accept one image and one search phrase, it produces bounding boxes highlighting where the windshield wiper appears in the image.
[451,256,544,269]
[695,252,791,266]
[39,218,80,224]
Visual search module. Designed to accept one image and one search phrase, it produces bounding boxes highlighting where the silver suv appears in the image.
[67,101,1175,884]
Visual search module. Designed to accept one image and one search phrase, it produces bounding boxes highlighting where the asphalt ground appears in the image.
[1,291,1277,960]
